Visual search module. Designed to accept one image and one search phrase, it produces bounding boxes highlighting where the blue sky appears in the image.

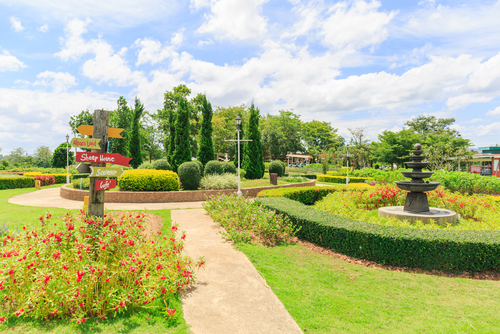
[1,0,500,154]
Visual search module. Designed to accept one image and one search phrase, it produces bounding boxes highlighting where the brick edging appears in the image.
[59,180,316,203]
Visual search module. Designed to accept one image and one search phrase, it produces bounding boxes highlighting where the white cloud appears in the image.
[190,0,210,10]
[133,30,184,66]
[464,118,484,124]
[486,106,500,116]
[476,122,500,137]
[37,24,49,32]
[33,71,78,93]
[10,17,25,32]
[197,0,268,40]
[0,50,27,72]
[198,38,213,46]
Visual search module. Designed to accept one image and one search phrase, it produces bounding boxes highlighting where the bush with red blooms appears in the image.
[34,175,55,187]
[0,211,203,324]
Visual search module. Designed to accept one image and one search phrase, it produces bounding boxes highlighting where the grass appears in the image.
[237,242,500,333]
[0,188,190,334]
[0,174,22,178]
[240,178,288,188]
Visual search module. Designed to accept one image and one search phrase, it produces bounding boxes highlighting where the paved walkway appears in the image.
[8,187,303,333]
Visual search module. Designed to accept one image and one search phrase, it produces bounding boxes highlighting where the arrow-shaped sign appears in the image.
[71,138,101,149]
[95,179,117,191]
[89,167,124,178]
[76,163,91,174]
[77,125,124,139]
[76,152,131,167]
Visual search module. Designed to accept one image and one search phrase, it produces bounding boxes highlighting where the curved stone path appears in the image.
[9,187,303,334]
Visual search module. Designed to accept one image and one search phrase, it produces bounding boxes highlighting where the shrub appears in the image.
[153,159,172,171]
[204,160,223,176]
[0,211,201,322]
[258,185,364,205]
[326,171,338,175]
[35,175,55,186]
[203,193,298,246]
[193,160,204,174]
[259,197,500,272]
[118,170,180,191]
[49,174,70,184]
[269,161,285,177]
[0,177,35,190]
[177,161,201,190]
[430,171,500,195]
[72,173,90,180]
[138,161,154,169]
[221,162,236,175]
[279,176,306,183]
[317,174,372,184]
[72,177,90,190]
[200,173,238,190]
[24,172,43,176]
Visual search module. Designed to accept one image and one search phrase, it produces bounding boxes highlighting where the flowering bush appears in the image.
[203,193,298,246]
[72,177,90,190]
[0,211,202,323]
[34,175,55,186]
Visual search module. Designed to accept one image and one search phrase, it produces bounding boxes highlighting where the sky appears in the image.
[1,0,500,155]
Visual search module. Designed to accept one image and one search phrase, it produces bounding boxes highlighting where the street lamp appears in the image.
[66,134,70,184]
[346,144,350,186]
[235,116,242,196]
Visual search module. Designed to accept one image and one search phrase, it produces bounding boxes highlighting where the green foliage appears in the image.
[220,162,236,174]
[47,173,69,184]
[200,173,238,190]
[72,177,90,190]
[33,146,53,168]
[197,95,214,166]
[0,176,35,190]
[371,129,419,168]
[259,197,500,272]
[242,103,264,179]
[193,160,203,174]
[109,96,133,157]
[203,193,298,246]
[71,173,90,180]
[259,110,303,158]
[172,98,192,171]
[51,143,74,169]
[129,97,145,169]
[301,120,343,154]
[177,161,201,190]
[1,159,9,167]
[138,161,154,169]
[211,105,248,156]
[118,169,180,191]
[153,159,172,171]
[204,160,223,176]
[430,171,500,195]
[257,185,351,205]
[317,174,372,184]
[268,161,285,177]
[69,109,93,135]
[278,176,307,183]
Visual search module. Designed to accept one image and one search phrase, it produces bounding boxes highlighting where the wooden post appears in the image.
[88,110,110,218]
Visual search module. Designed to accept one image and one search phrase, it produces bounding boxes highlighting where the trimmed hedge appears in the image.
[257,186,362,205]
[221,162,236,175]
[269,161,285,177]
[317,174,372,184]
[0,177,35,190]
[153,159,173,171]
[72,173,90,180]
[204,160,223,176]
[49,174,69,184]
[288,173,317,180]
[326,171,338,175]
[178,161,201,190]
[258,197,500,272]
[118,170,180,191]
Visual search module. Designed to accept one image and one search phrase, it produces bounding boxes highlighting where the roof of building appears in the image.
[286,154,313,159]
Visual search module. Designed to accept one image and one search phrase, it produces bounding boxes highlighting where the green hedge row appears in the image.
[258,197,500,272]
[288,173,317,180]
[0,177,35,190]
[72,173,90,180]
[258,186,359,205]
[317,174,372,184]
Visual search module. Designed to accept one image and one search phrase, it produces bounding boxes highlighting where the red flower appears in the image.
[0,316,4,322]
[8,270,14,275]
[81,318,86,323]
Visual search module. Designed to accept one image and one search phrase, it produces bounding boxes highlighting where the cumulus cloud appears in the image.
[33,71,77,93]
[10,17,25,32]
[197,0,268,40]
[190,0,210,10]
[37,24,49,32]
[133,30,184,66]
[486,106,500,116]
[0,50,27,72]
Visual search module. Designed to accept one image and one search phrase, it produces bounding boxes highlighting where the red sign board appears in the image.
[76,152,131,167]
[95,179,117,191]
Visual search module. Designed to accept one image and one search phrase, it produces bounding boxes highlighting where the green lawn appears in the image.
[0,188,190,334]
[237,242,500,333]
[0,174,22,178]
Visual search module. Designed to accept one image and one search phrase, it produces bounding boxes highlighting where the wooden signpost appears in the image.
[76,152,131,167]
[77,125,124,139]
[71,137,101,149]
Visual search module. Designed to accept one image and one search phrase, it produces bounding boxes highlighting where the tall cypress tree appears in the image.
[172,98,191,171]
[242,103,264,179]
[129,97,144,169]
[197,95,214,166]
[109,96,132,157]
[166,108,176,165]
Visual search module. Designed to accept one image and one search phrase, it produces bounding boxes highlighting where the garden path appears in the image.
[172,208,303,334]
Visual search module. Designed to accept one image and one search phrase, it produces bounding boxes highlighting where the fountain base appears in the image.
[378,206,458,226]
[404,192,430,212]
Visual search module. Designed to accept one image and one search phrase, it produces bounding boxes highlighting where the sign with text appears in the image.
[95,179,117,191]
[71,137,101,149]
[77,125,124,139]
[76,152,131,167]
[89,166,124,178]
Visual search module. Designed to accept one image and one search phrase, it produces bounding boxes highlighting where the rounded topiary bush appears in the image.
[193,160,204,174]
[269,160,285,177]
[118,169,180,191]
[153,159,172,171]
[204,160,223,176]
[178,161,201,190]
[221,162,236,175]
[138,161,154,169]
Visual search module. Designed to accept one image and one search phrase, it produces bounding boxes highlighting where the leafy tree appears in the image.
[242,103,264,179]
[34,146,52,168]
[52,143,74,168]
[142,112,164,162]
[211,104,249,157]
[302,120,343,156]
[172,97,192,171]
[371,130,420,169]
[69,109,93,134]
[197,94,214,166]
[261,127,285,160]
[259,110,303,156]
[109,96,133,157]
[404,115,457,139]
[129,97,144,169]
[7,147,27,164]
[348,127,370,168]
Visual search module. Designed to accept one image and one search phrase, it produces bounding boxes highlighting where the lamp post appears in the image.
[236,115,242,196]
[66,134,70,184]
[346,144,349,186]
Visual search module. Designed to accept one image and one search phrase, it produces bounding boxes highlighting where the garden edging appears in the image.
[60,180,316,203]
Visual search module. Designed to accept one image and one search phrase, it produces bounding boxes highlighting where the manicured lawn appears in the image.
[0,189,190,333]
[237,242,500,333]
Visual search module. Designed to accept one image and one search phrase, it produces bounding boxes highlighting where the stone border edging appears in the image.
[60,180,316,203]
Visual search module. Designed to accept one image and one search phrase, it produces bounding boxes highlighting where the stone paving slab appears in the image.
[173,209,303,334]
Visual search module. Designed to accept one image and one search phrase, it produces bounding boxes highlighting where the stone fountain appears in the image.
[378,143,458,225]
